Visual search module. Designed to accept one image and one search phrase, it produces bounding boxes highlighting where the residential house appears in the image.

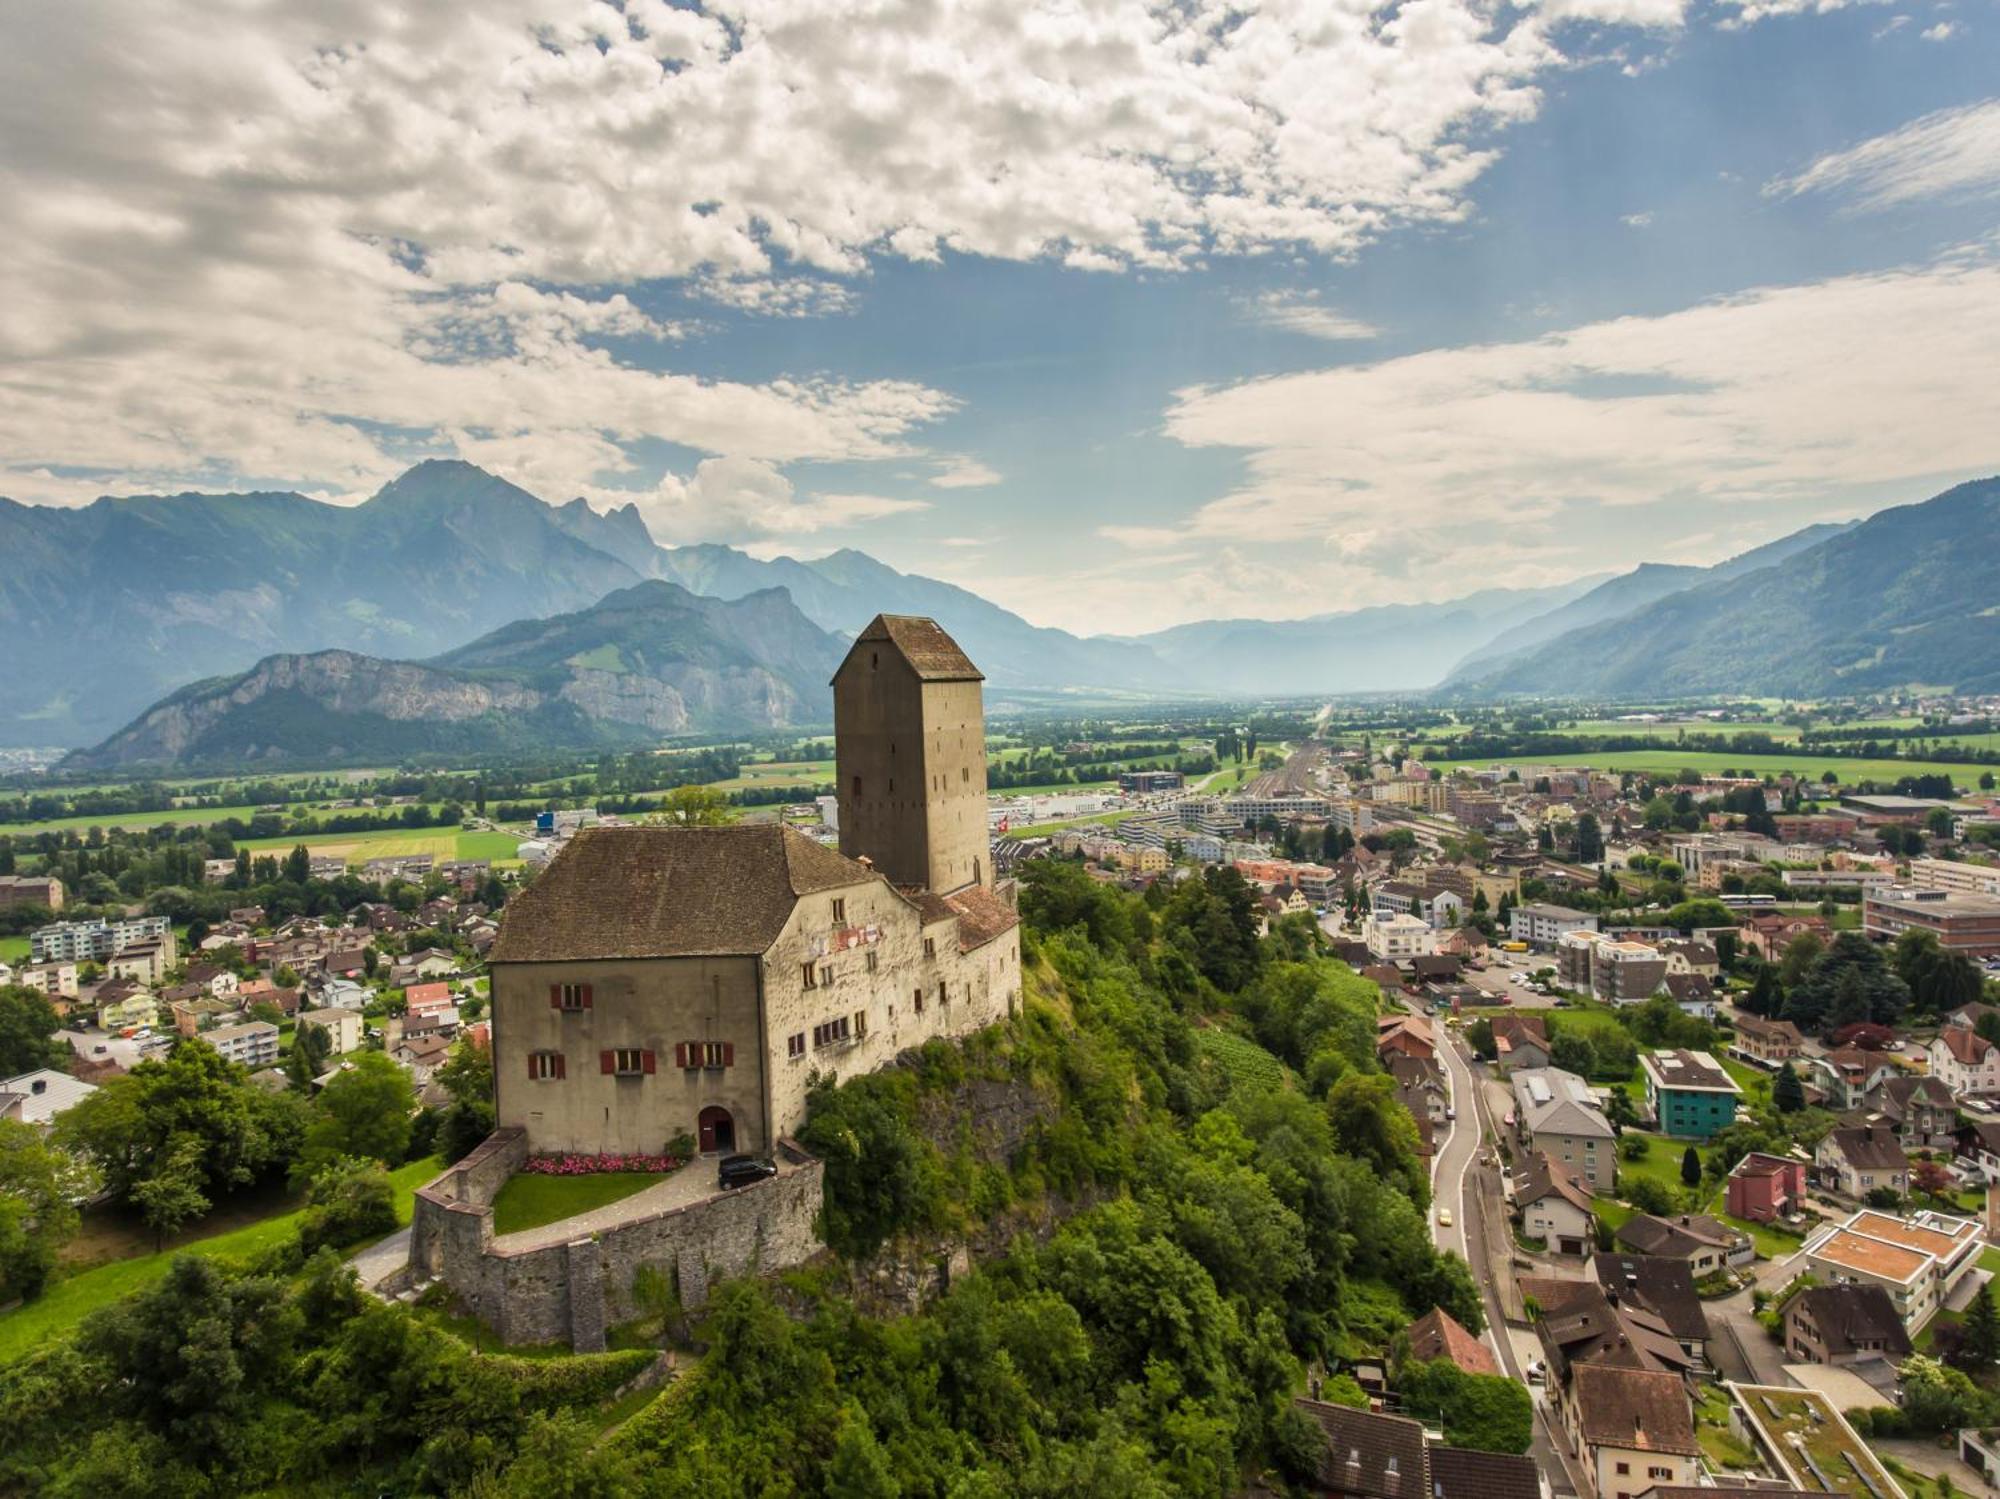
[390,947,459,985]
[1388,1053,1449,1130]
[1804,1208,1982,1332]
[1558,1363,1700,1499]
[1929,1026,2000,1097]
[1852,1074,1958,1151]
[1954,1119,2000,1184]
[1407,954,1464,988]
[1377,1013,1436,1064]
[1815,1124,1910,1200]
[1406,1307,1498,1376]
[1514,1152,1597,1255]
[1489,1013,1551,1073]
[1656,939,1719,980]
[1511,1067,1616,1190]
[1511,902,1598,949]
[1364,913,1436,960]
[1614,1213,1752,1276]
[1593,941,1670,1006]
[316,977,370,1011]
[205,1020,280,1069]
[403,980,455,1018]
[96,992,160,1032]
[1659,974,1716,1020]
[1639,1049,1739,1140]
[12,961,79,997]
[1590,1252,1709,1367]
[0,1068,97,1126]
[393,1031,452,1086]
[1809,1047,1901,1110]
[1289,1400,1538,1499]
[1783,1283,1913,1367]
[1740,912,1833,961]
[298,1006,363,1056]
[1725,1152,1807,1224]
[1730,1015,1803,1067]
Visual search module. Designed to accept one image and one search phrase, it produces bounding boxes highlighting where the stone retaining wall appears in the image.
[408,1133,824,1351]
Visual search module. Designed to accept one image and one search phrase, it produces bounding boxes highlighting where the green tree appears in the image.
[1575,813,1604,865]
[295,1051,414,1183]
[1395,1359,1532,1454]
[283,844,311,884]
[297,1156,397,1255]
[436,1037,496,1162]
[1680,1145,1702,1188]
[287,1019,332,1090]
[655,785,735,825]
[131,1136,210,1251]
[0,1116,93,1299]
[1960,1282,2000,1371]
[1774,1061,1806,1113]
[1327,1072,1426,1206]
[0,984,65,1074]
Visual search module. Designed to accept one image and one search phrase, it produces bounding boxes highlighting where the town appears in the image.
[12,666,2000,1494]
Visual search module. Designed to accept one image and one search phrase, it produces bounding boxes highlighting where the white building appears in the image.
[29,916,172,963]
[1363,913,1436,960]
[0,1068,97,1126]
[1510,903,1598,948]
[205,1020,281,1070]
[297,1006,364,1056]
[1804,1208,1982,1333]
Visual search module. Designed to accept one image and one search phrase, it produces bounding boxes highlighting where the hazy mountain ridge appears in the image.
[1453,482,2000,697]
[1445,521,1855,680]
[62,580,848,770]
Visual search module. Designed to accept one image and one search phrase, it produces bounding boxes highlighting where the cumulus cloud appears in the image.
[1621,211,1656,227]
[638,456,928,547]
[930,456,1003,489]
[1238,289,1382,341]
[1922,21,1958,40]
[1137,246,2000,600]
[1766,100,2000,212]
[0,0,1638,510]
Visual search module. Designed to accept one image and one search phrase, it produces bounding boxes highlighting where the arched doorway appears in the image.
[698,1105,735,1154]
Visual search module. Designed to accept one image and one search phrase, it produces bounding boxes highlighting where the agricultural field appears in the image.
[0,801,283,837]
[235,826,520,864]
[1195,1027,1289,1094]
[694,759,834,793]
[1424,746,1985,784]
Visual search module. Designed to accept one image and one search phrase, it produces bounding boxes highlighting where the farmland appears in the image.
[1422,746,1983,784]
[234,826,521,864]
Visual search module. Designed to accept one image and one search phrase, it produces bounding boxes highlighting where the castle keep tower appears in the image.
[832,615,990,894]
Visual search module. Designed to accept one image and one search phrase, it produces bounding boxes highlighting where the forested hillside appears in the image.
[0,862,1489,1496]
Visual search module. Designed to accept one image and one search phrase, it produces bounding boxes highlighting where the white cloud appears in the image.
[1237,289,1382,341]
[1766,100,2000,211]
[638,456,928,547]
[1533,0,1692,28]
[0,0,1650,510]
[1714,0,1869,27]
[930,456,1003,489]
[1146,246,2000,604]
[1621,211,1656,227]
[1921,21,1958,40]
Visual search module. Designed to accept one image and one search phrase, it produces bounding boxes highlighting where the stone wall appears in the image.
[407,1125,527,1286]
[412,1133,825,1352]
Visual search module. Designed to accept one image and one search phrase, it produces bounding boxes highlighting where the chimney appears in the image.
[858,856,873,872]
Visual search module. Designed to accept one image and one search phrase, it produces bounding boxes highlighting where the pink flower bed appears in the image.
[522,1152,684,1176]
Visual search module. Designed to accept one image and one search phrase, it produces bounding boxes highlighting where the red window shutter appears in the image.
[548,984,562,1009]
[600,1050,615,1075]
[580,984,593,1009]
[722,1041,735,1067]
[555,1052,566,1080]
[642,1049,657,1075]
[527,1054,538,1079]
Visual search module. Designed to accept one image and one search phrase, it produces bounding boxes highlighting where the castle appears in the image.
[487,613,1022,1160]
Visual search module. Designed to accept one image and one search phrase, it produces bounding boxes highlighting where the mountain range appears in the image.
[1451,478,2000,698]
[64,582,845,770]
[7,459,1995,759]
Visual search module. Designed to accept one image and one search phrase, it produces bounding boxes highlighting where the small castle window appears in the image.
[787,1031,806,1059]
[610,1048,647,1075]
[923,937,936,959]
[801,963,818,990]
[914,986,924,1014]
[832,898,845,924]
[865,950,878,973]
[527,1051,564,1081]
[853,1009,868,1037]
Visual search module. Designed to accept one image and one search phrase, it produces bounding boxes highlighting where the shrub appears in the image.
[297,1156,397,1256]
[497,1347,658,1413]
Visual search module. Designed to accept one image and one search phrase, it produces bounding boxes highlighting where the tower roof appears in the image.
[838,615,983,683]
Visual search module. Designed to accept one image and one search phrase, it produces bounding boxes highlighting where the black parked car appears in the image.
[717,1154,778,1191]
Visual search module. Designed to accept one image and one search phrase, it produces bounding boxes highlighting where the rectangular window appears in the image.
[853,1009,867,1038]
[914,986,925,1014]
[1615,1464,1630,1476]
[821,965,834,988]
[801,963,817,990]
[1648,1468,1672,1480]
[924,937,936,959]
[866,950,879,973]
[787,1031,806,1059]
[527,1051,565,1081]
[832,898,846,923]
[549,982,592,1011]
[813,1016,852,1049]
[607,1047,649,1076]
[938,981,948,1006]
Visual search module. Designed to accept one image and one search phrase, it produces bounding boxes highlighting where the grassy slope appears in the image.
[0,1154,443,1364]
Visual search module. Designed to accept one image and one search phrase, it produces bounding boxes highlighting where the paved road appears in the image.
[1435,1026,1586,1498]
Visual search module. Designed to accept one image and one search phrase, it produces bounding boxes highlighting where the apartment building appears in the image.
[1864,887,2000,956]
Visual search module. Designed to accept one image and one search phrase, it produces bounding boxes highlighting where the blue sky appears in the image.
[3,0,1997,633]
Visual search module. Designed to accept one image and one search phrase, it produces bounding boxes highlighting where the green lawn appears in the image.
[1614,1132,1702,1196]
[0,936,27,963]
[1593,1196,1636,1230]
[0,1155,443,1366]
[491,1171,668,1236]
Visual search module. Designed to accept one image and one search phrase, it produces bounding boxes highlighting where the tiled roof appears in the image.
[843,614,984,682]
[1570,1363,1698,1456]
[1407,1307,1499,1376]
[491,825,874,961]
[942,883,1020,950]
[1615,1212,1740,1259]
[1938,1025,1995,1066]
[1591,1252,1708,1344]
[1790,1283,1912,1359]
[1294,1400,1427,1499]
[1823,1125,1907,1172]
[1427,1447,1539,1499]
[1516,1152,1596,1217]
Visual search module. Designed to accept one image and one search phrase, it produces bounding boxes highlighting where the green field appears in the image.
[696,759,834,793]
[0,1155,443,1365]
[234,826,520,865]
[491,1171,668,1235]
[0,936,27,963]
[0,801,282,837]
[1425,746,1983,784]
